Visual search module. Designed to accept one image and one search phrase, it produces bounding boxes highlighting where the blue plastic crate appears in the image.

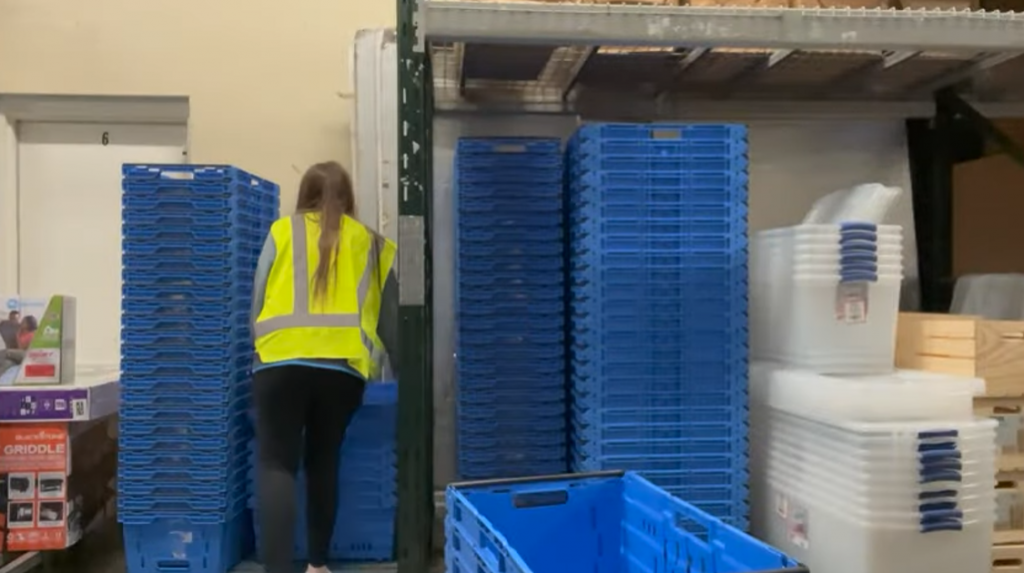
[123,163,278,188]
[572,434,743,459]
[121,341,249,361]
[123,241,262,259]
[121,298,252,317]
[120,378,250,398]
[443,471,779,573]
[456,460,568,481]
[120,389,251,410]
[457,416,566,436]
[118,462,247,483]
[457,169,562,184]
[457,361,564,378]
[458,227,563,244]
[570,449,744,474]
[117,487,249,515]
[118,465,248,497]
[120,358,251,379]
[122,511,250,573]
[122,256,257,276]
[119,421,250,449]
[573,123,747,142]
[120,397,249,424]
[456,137,561,155]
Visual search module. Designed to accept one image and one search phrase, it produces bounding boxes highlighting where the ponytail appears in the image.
[295,162,357,303]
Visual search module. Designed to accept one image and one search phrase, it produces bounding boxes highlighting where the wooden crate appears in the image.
[978,397,1024,472]
[896,313,1024,397]
[994,543,1024,573]
[996,473,1024,545]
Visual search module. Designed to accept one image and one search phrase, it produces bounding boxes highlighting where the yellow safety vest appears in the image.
[254,213,397,379]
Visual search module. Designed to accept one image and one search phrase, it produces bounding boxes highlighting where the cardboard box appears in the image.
[0,295,77,386]
[0,420,115,551]
[953,156,1024,277]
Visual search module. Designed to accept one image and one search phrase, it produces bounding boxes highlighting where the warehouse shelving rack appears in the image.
[394,3,1024,572]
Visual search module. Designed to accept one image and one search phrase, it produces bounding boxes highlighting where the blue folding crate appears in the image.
[572,434,743,459]
[117,486,249,515]
[457,198,563,216]
[119,419,250,449]
[456,137,561,155]
[123,240,262,259]
[455,461,569,482]
[119,461,248,483]
[457,362,564,379]
[573,123,747,142]
[121,255,257,276]
[122,511,250,573]
[445,471,787,573]
[121,298,252,318]
[119,464,249,497]
[121,340,250,361]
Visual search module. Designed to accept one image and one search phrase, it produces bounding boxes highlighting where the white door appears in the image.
[17,122,186,369]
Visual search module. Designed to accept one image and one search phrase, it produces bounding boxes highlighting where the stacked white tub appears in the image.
[751,223,903,374]
[749,362,996,573]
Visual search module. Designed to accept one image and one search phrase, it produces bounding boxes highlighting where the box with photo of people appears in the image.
[0,295,77,386]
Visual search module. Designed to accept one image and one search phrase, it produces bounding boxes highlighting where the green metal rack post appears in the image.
[396,0,435,570]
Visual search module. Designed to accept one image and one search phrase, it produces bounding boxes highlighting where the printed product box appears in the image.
[0,295,77,386]
[0,421,115,551]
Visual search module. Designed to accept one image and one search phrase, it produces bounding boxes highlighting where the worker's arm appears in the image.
[251,234,276,338]
[377,267,399,379]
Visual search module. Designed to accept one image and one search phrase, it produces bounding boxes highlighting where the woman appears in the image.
[17,316,37,350]
[251,161,398,573]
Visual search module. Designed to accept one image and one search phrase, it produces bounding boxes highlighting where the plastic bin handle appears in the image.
[919,489,958,500]
[919,469,962,484]
[921,521,963,533]
[919,429,959,439]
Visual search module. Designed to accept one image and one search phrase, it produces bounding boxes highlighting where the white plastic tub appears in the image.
[751,473,993,573]
[748,362,983,422]
[765,274,902,373]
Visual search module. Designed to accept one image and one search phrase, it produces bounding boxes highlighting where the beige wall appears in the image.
[0,0,394,208]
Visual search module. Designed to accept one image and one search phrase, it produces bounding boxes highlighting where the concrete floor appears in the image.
[12,522,434,573]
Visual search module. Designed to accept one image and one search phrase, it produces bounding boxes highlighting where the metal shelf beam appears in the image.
[418,3,1024,51]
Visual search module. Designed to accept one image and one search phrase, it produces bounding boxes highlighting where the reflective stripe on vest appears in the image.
[253,214,381,343]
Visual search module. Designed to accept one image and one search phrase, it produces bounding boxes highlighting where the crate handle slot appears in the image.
[492,144,528,153]
[651,129,681,140]
[154,560,192,572]
[158,171,196,181]
[511,489,568,508]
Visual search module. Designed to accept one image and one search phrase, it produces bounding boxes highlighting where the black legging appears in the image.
[253,364,366,573]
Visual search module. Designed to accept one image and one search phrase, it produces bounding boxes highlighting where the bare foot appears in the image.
[306,566,330,573]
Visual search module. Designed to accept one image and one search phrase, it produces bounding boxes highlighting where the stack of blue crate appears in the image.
[567,124,750,529]
[454,137,567,480]
[246,382,398,562]
[119,164,279,573]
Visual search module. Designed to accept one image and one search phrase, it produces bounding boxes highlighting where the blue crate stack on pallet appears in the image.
[119,164,279,573]
[246,382,398,562]
[567,124,750,528]
[455,137,568,480]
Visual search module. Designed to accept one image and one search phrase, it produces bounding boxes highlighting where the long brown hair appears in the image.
[295,161,356,301]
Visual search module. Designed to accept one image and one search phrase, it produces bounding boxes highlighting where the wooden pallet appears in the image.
[896,313,1024,397]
